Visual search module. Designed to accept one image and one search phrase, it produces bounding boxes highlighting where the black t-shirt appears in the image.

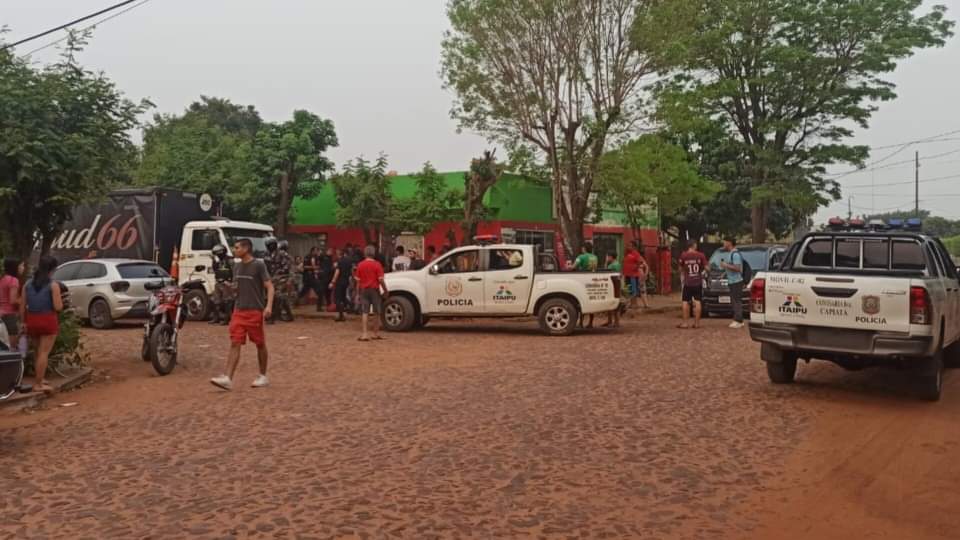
[335,256,353,285]
[318,254,334,277]
[233,259,271,310]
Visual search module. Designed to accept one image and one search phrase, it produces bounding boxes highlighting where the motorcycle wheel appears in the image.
[140,333,151,362]
[149,322,177,376]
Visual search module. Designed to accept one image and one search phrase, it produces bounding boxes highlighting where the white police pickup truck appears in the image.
[749,218,960,400]
[382,242,622,336]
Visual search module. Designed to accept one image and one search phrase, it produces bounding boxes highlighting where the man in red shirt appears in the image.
[678,240,708,329]
[623,241,650,309]
[356,245,388,341]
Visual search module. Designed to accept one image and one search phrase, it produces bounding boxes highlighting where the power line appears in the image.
[1,0,139,51]
[843,172,960,190]
[829,148,960,179]
[23,0,153,57]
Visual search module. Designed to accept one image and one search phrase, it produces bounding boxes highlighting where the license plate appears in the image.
[719,296,731,304]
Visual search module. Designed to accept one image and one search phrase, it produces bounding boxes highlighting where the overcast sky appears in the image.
[5,0,960,223]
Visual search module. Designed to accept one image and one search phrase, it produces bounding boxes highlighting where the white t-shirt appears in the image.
[392,255,412,272]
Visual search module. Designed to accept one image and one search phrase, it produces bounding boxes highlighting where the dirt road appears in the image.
[1,311,957,539]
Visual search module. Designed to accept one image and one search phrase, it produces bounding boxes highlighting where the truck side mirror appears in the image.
[429,265,439,276]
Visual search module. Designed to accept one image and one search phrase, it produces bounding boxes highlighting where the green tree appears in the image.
[635,0,954,242]
[392,163,463,237]
[244,110,338,237]
[331,155,392,246]
[441,0,659,253]
[599,135,718,240]
[461,150,504,241]
[0,34,149,258]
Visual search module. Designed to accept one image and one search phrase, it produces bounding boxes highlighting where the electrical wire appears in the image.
[22,0,154,57]
[1,0,139,51]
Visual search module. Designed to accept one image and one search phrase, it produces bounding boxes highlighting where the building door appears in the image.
[592,233,622,269]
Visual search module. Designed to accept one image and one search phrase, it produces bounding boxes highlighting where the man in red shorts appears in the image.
[678,240,708,329]
[210,238,275,391]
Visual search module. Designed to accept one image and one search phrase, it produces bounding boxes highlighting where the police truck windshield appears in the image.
[224,228,272,257]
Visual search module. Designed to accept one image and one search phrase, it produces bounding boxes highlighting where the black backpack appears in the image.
[732,250,752,283]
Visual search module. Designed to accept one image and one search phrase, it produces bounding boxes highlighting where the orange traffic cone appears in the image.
[170,247,179,281]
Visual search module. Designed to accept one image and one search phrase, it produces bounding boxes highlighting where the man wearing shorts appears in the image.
[356,245,388,341]
[210,238,275,391]
[678,240,708,329]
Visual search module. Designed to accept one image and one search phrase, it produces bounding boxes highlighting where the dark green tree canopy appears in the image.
[636,0,954,241]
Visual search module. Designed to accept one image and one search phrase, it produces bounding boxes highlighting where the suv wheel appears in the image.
[88,298,115,330]
[766,356,798,384]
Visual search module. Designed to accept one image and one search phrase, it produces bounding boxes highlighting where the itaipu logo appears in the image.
[493,285,517,303]
[779,295,808,315]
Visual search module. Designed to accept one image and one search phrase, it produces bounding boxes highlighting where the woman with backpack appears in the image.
[19,256,63,393]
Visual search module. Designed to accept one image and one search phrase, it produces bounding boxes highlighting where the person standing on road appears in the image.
[209,244,235,326]
[604,252,622,328]
[720,237,746,329]
[623,241,650,309]
[573,242,599,272]
[211,238,275,391]
[20,256,63,394]
[678,240,708,329]
[1,258,24,343]
[392,246,411,272]
[329,248,353,322]
[356,245,388,342]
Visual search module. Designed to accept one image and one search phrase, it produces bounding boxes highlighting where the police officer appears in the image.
[209,244,235,325]
[265,237,294,323]
[277,240,295,322]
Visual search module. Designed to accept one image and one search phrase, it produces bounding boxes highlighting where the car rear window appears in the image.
[801,239,832,267]
[117,263,169,279]
[835,239,860,269]
[797,236,926,273]
[891,240,925,271]
[862,239,890,269]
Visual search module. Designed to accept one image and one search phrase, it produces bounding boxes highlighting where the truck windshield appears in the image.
[223,228,272,257]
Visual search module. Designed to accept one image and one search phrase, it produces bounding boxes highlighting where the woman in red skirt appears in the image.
[19,256,63,394]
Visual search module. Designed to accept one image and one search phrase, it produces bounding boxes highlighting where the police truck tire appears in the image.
[184,289,209,322]
[766,356,797,384]
[945,341,960,369]
[382,296,416,332]
[919,348,944,402]
[538,298,578,336]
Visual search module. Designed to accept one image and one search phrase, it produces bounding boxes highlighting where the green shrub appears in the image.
[944,236,960,259]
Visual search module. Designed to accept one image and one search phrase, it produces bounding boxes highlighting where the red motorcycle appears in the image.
[142,280,189,375]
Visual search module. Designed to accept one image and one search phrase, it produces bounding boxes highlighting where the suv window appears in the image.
[191,229,219,251]
[891,240,925,272]
[75,262,107,280]
[52,263,81,282]
[117,263,169,280]
[436,250,480,274]
[801,239,832,267]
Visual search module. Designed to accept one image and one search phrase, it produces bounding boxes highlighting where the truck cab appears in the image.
[177,220,275,320]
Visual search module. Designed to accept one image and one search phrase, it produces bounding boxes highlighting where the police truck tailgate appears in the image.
[763,273,912,334]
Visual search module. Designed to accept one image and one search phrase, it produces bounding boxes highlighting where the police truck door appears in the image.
[426,249,484,314]
[484,248,531,314]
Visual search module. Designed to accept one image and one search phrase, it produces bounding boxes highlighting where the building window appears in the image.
[514,230,555,253]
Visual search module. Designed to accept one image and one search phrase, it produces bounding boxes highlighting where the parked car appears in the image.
[52,259,171,329]
[703,244,787,317]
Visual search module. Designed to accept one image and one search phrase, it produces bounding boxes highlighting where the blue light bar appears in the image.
[905,218,923,230]
[887,218,904,229]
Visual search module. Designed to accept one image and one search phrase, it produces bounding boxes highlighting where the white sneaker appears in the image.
[210,375,232,391]
[251,375,270,388]
[729,322,745,329]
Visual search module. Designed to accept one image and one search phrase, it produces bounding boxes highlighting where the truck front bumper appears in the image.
[749,323,934,359]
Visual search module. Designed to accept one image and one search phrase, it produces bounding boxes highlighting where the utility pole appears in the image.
[848,197,852,220]
[915,151,920,216]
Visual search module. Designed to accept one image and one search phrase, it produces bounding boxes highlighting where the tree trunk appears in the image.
[277,171,290,238]
[751,203,768,243]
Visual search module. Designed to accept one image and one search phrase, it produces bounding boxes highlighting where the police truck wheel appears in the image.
[184,290,209,322]
[919,348,944,402]
[88,299,114,330]
[382,296,416,332]
[766,356,798,384]
[538,298,578,336]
